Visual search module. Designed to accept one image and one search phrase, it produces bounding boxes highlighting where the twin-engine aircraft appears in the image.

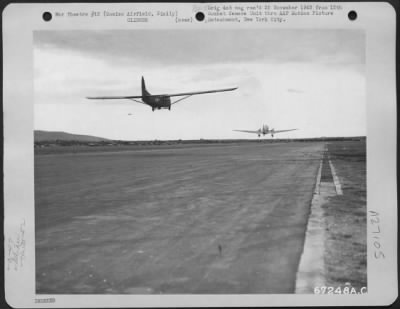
[87,77,238,111]
[234,124,297,137]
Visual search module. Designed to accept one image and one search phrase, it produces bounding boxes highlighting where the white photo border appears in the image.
[3,2,397,307]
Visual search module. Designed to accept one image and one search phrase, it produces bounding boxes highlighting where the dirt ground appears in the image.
[35,142,323,294]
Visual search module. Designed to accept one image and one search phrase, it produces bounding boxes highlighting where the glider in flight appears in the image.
[234,124,298,137]
[87,76,238,111]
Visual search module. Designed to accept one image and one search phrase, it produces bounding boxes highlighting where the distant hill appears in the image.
[35,130,109,142]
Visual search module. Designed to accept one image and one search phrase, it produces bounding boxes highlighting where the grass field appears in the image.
[322,140,367,289]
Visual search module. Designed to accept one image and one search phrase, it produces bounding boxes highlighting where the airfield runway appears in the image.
[35,142,324,294]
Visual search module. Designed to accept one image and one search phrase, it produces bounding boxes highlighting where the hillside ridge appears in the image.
[35,130,109,142]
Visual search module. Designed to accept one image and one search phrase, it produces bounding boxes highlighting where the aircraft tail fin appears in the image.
[141,76,150,96]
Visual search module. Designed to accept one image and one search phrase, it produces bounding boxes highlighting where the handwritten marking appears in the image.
[369,210,385,259]
[7,219,26,271]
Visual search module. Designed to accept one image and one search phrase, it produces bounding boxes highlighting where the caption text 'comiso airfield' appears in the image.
[35,141,362,294]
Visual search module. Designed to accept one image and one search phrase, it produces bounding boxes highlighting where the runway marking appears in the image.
[319,144,342,196]
[328,160,343,195]
[314,160,322,195]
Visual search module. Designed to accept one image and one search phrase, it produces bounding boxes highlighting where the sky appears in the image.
[34,29,366,140]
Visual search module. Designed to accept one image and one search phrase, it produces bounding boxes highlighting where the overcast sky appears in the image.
[34,29,366,140]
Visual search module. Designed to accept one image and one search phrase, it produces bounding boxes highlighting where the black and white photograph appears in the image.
[2,2,397,307]
[33,29,367,294]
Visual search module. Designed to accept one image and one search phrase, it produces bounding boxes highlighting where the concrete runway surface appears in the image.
[35,142,324,294]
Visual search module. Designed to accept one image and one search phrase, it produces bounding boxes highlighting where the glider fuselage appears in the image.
[142,95,171,110]
[141,78,171,110]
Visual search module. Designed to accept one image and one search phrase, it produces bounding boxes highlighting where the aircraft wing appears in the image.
[166,87,238,97]
[273,129,298,134]
[87,95,143,100]
[233,130,260,134]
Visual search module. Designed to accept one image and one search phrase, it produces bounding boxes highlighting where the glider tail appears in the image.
[141,76,150,96]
